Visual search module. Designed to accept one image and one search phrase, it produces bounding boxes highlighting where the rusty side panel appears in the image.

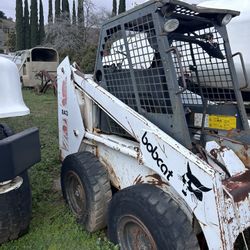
[98,155,122,189]
[208,131,250,169]
[134,175,144,185]
[223,170,250,202]
[234,144,250,169]
[133,174,169,187]
[210,146,227,160]
[145,174,169,186]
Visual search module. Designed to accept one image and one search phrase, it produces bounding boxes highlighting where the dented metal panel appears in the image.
[206,130,250,169]
[205,141,246,176]
[223,171,250,203]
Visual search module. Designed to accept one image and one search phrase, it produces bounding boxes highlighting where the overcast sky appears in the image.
[0,0,204,21]
[0,0,149,21]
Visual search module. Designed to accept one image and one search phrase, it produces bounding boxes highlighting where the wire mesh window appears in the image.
[102,26,138,112]
[101,14,173,115]
[101,26,137,113]
[125,15,172,114]
[171,27,235,105]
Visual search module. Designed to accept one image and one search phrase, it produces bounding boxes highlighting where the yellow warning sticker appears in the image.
[208,115,236,130]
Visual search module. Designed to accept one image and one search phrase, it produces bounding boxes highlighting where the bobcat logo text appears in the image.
[142,132,173,181]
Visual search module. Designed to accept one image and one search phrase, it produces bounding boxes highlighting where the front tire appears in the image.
[61,151,112,232]
[108,184,199,250]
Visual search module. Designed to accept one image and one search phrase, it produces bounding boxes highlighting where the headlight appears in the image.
[164,19,180,33]
[221,14,232,25]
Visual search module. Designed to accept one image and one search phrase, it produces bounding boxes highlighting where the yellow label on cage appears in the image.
[208,115,236,130]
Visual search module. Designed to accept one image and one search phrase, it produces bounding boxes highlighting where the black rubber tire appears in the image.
[61,151,112,232]
[0,171,32,244]
[108,184,199,250]
[0,123,14,140]
[0,123,32,244]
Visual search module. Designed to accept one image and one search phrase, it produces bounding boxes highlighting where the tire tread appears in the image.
[0,171,31,244]
[61,151,112,232]
[108,184,199,250]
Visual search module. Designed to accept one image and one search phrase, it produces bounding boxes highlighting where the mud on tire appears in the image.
[61,151,112,232]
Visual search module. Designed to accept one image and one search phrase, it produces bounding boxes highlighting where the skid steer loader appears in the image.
[58,0,250,249]
[0,57,40,244]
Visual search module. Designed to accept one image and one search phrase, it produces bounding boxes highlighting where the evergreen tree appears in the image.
[6,31,16,52]
[62,0,70,21]
[0,10,7,19]
[30,0,39,47]
[112,0,117,16]
[77,0,84,25]
[62,0,65,12]
[118,0,126,14]
[72,0,76,25]
[24,0,30,49]
[62,0,70,14]
[48,0,53,23]
[65,0,70,16]
[55,0,61,20]
[39,0,45,44]
[15,0,24,50]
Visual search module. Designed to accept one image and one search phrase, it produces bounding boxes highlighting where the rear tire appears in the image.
[0,123,32,244]
[108,184,199,250]
[61,151,112,232]
[0,123,14,139]
[0,171,32,244]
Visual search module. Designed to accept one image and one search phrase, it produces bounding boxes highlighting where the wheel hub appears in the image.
[65,171,86,217]
[117,215,157,250]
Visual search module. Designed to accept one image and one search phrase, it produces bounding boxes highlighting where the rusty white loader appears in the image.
[58,0,250,249]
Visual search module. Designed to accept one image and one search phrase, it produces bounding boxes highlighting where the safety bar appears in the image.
[232,52,249,90]
[166,47,187,95]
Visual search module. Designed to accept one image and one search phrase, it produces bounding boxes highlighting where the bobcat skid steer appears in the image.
[58,0,250,249]
[0,57,40,244]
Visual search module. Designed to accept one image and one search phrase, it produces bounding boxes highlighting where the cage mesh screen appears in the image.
[125,15,172,114]
[173,5,199,16]
[101,14,172,134]
[102,25,138,112]
[171,27,235,105]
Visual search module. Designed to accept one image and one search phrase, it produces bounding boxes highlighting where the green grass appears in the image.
[0,89,117,250]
